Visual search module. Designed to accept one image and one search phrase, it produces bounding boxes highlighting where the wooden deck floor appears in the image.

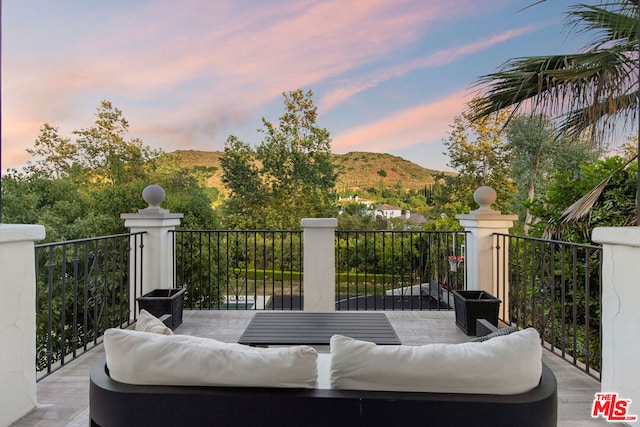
[11,310,622,427]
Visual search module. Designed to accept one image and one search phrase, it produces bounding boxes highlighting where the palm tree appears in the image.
[473,1,638,226]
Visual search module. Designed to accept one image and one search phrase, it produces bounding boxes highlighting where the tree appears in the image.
[220,136,268,228]
[73,100,160,185]
[505,116,599,230]
[472,1,639,224]
[473,1,638,141]
[2,101,217,240]
[529,155,637,241]
[439,104,516,213]
[26,124,78,179]
[221,89,338,229]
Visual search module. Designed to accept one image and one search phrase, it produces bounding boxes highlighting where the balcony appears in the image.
[2,186,639,426]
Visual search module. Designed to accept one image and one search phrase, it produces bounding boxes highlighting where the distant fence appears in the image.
[34,232,144,380]
[494,233,602,379]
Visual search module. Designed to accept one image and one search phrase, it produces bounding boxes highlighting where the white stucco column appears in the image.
[0,224,46,427]
[456,187,517,302]
[302,218,337,312]
[121,185,183,316]
[592,226,640,417]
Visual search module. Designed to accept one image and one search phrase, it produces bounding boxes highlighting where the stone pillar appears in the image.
[455,187,517,310]
[302,218,337,312]
[0,224,46,426]
[121,185,183,316]
[592,226,640,416]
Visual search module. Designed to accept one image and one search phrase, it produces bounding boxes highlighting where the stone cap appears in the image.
[301,218,338,228]
[0,224,46,243]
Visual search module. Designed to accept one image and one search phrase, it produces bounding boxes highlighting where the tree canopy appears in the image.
[2,101,217,241]
[436,103,516,214]
[221,89,338,229]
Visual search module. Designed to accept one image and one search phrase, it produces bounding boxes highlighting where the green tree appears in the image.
[221,89,338,229]
[73,100,160,185]
[473,1,638,141]
[529,155,637,241]
[2,101,217,239]
[439,104,516,213]
[505,115,599,230]
[220,136,268,228]
[472,1,639,224]
[26,123,78,179]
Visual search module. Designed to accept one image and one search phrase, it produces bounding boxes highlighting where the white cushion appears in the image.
[330,328,542,395]
[135,309,173,335]
[104,328,318,388]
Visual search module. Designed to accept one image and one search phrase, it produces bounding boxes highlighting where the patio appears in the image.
[11,310,618,427]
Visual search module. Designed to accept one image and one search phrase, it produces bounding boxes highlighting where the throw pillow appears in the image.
[330,327,542,395]
[135,309,173,335]
[469,325,518,342]
[104,328,318,388]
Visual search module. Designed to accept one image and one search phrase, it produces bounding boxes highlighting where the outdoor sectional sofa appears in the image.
[89,319,557,427]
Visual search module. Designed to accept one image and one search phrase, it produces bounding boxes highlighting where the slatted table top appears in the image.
[238,312,401,346]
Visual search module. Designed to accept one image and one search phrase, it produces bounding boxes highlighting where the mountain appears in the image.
[160,150,446,195]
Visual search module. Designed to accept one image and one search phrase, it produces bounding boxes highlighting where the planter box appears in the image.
[452,290,500,335]
[137,288,186,329]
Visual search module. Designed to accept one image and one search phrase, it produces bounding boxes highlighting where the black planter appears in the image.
[137,288,186,329]
[452,290,500,335]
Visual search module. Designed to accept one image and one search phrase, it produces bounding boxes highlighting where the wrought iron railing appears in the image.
[172,229,467,311]
[494,233,602,380]
[335,230,467,310]
[172,230,303,310]
[34,232,144,380]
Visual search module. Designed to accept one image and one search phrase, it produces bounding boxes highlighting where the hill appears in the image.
[332,152,442,193]
[160,150,446,196]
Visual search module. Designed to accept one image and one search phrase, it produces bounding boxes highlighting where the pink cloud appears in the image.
[1,0,522,171]
[332,89,471,153]
[319,25,538,112]
[8,0,486,109]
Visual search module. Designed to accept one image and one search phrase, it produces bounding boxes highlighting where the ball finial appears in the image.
[473,186,497,211]
[142,185,166,209]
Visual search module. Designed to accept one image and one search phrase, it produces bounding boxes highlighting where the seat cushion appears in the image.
[104,328,318,388]
[330,328,542,394]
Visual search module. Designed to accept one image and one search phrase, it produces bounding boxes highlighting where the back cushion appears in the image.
[330,328,542,395]
[135,309,173,335]
[104,328,318,388]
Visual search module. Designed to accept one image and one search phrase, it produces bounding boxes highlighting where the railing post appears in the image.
[121,185,183,318]
[592,226,640,415]
[0,224,46,426]
[302,218,337,312]
[456,187,517,316]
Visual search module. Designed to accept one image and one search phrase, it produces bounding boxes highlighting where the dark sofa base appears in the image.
[90,355,557,427]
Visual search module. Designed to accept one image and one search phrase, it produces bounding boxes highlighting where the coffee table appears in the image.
[238,312,401,346]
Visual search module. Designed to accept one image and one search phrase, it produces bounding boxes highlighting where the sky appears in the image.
[1,0,594,174]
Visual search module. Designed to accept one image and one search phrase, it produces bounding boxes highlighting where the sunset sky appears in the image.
[2,0,591,173]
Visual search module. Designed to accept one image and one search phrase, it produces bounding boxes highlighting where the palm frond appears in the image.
[541,153,638,238]
[559,174,613,223]
[558,154,638,223]
[568,3,638,51]
[471,1,638,143]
